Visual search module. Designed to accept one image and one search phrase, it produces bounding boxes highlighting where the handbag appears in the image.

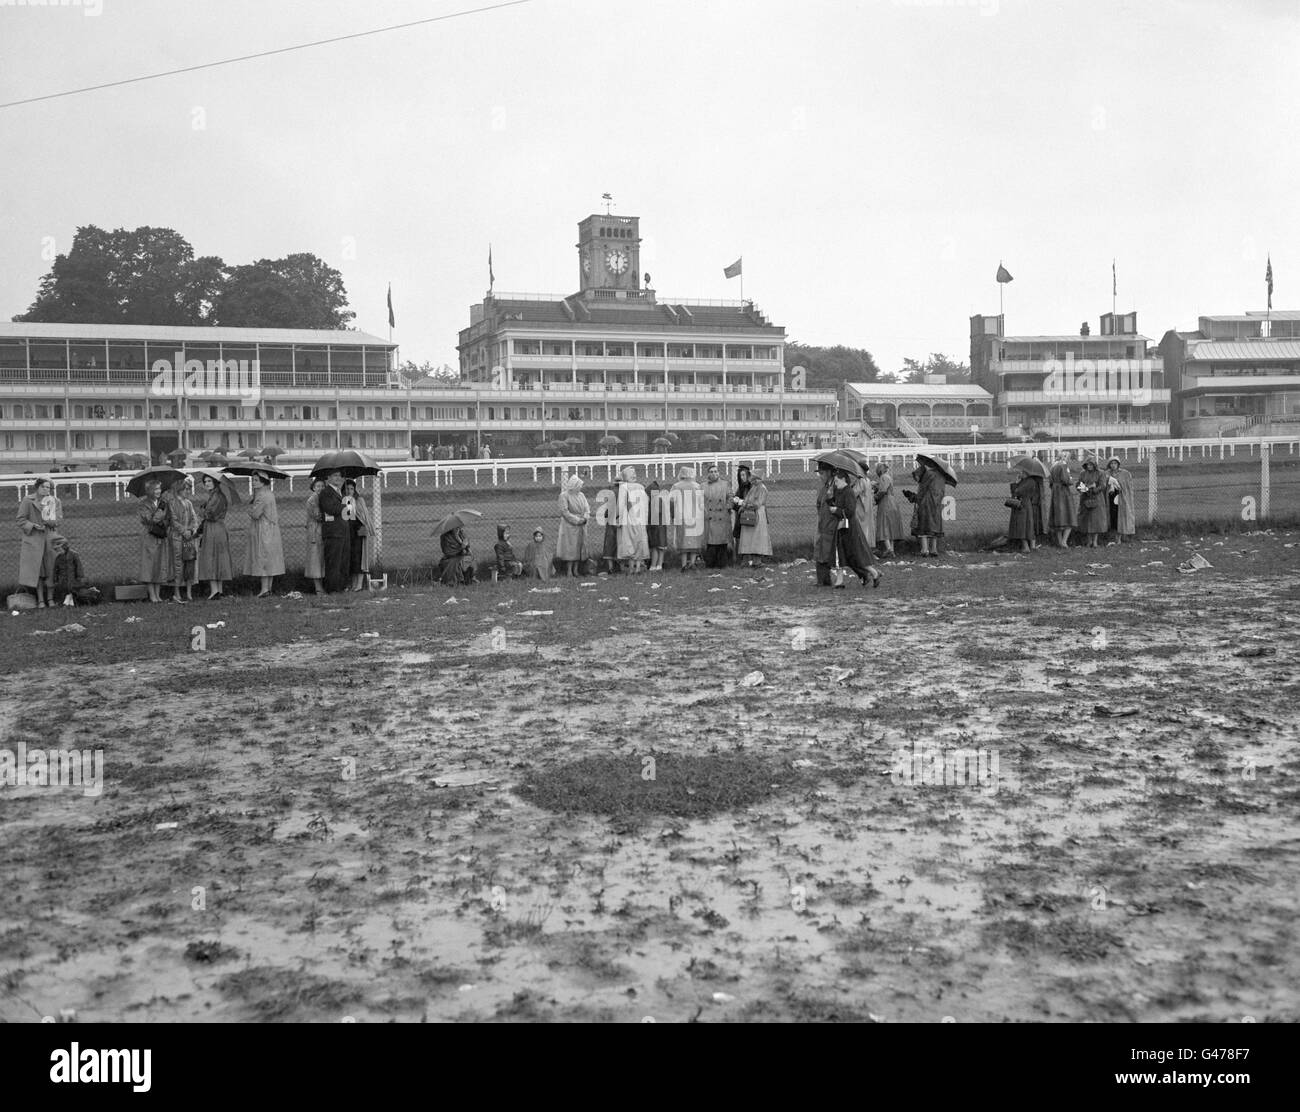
[182,538,197,561]
[738,508,758,528]
[147,520,168,540]
[1004,498,1022,510]
[1080,493,1099,510]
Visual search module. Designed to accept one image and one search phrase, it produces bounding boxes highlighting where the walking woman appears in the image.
[556,474,590,576]
[909,458,946,557]
[1076,456,1109,547]
[735,466,772,568]
[873,462,905,559]
[1007,463,1038,554]
[1048,454,1077,548]
[304,477,325,595]
[1105,456,1137,542]
[138,478,171,603]
[832,468,878,586]
[342,478,372,591]
[244,473,285,596]
[166,476,199,602]
[196,472,233,599]
[847,466,882,586]
[814,462,843,587]
[15,477,55,606]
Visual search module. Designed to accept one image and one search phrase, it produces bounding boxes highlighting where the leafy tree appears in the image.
[16,225,224,325]
[214,253,354,329]
[783,343,882,391]
[397,359,460,386]
[888,352,971,384]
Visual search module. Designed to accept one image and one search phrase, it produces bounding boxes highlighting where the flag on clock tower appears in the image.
[723,257,742,279]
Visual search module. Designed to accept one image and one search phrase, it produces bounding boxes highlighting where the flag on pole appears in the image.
[723,257,742,279]
[489,245,495,290]
[996,263,1014,284]
[1112,259,1117,298]
[1266,255,1273,309]
[387,283,395,330]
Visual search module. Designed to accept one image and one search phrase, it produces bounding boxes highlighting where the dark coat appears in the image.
[1008,475,1037,541]
[911,467,945,537]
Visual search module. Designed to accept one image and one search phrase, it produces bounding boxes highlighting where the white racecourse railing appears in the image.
[3,436,1299,500]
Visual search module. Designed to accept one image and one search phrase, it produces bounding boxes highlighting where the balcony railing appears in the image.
[1002,389,1171,405]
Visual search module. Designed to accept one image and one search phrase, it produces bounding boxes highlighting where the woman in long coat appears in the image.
[1076,456,1110,547]
[1106,457,1137,541]
[342,479,372,591]
[910,460,946,557]
[873,462,905,558]
[834,469,878,586]
[196,473,233,599]
[671,465,703,571]
[736,467,772,566]
[166,477,199,602]
[848,469,880,580]
[304,477,325,594]
[16,477,54,606]
[701,463,732,568]
[1007,465,1038,554]
[616,466,649,573]
[244,473,285,596]
[1048,455,1077,548]
[645,478,669,573]
[556,475,590,576]
[601,475,623,573]
[138,479,171,603]
[814,464,843,586]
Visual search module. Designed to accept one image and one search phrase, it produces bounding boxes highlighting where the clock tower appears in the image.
[577,214,641,293]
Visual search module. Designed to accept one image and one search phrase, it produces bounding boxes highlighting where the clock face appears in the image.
[582,256,590,274]
[605,248,628,275]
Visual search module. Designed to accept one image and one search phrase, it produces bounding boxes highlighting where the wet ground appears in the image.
[1,531,1297,1022]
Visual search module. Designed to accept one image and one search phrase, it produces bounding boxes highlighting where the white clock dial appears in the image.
[605,249,628,275]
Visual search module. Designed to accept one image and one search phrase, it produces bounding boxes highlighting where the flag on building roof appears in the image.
[387,283,395,330]
[996,263,1014,284]
[1266,254,1273,309]
[1112,259,1117,298]
[489,244,495,290]
[723,257,742,279]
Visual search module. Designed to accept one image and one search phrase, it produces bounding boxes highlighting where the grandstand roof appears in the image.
[846,382,994,400]
[1185,339,1300,361]
[0,322,392,346]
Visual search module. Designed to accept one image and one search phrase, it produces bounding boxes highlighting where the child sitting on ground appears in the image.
[494,524,524,579]
[521,527,551,580]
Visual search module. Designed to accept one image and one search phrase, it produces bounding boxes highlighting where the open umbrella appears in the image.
[598,435,622,446]
[564,436,585,446]
[840,448,875,471]
[237,448,259,459]
[815,450,867,477]
[433,508,483,535]
[916,453,958,487]
[128,453,149,468]
[1010,455,1050,480]
[189,467,242,506]
[261,445,286,459]
[107,453,130,469]
[662,431,680,442]
[698,433,721,443]
[166,448,189,464]
[311,449,381,479]
[126,465,186,498]
[223,460,291,480]
[652,436,673,448]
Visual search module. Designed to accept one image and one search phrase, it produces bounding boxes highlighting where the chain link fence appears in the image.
[4,443,1298,594]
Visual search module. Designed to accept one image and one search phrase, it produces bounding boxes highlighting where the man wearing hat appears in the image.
[318,469,350,592]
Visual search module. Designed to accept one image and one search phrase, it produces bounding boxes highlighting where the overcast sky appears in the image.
[1,0,1296,373]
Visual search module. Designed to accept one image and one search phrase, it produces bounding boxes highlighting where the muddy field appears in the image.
[1,531,1298,1023]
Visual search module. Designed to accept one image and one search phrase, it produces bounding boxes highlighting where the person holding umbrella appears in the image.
[1006,463,1038,555]
[317,469,350,592]
[908,454,951,558]
[137,477,172,603]
[243,473,285,597]
[304,477,326,595]
[195,471,234,599]
[435,510,479,586]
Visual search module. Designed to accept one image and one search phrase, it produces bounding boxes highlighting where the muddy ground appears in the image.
[1,530,1298,1022]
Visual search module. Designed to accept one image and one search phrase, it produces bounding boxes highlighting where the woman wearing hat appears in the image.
[341,478,373,591]
[196,472,233,599]
[15,477,56,607]
[138,477,171,603]
[164,476,199,602]
[1007,463,1038,555]
[734,465,772,568]
[1105,456,1136,542]
[1048,453,1077,548]
[616,465,649,573]
[873,462,905,559]
[909,458,945,557]
[556,474,590,576]
[671,465,704,571]
[645,476,669,573]
[244,472,286,597]
[1076,456,1109,547]
[522,526,551,579]
[601,473,623,573]
[304,477,326,595]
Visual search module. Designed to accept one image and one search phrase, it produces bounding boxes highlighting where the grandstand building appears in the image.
[843,381,996,443]
[454,212,837,456]
[970,311,1172,439]
[1159,311,1300,437]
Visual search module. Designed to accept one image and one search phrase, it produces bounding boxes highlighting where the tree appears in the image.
[783,343,882,392]
[16,225,225,325]
[887,352,971,384]
[397,359,460,386]
[214,253,354,329]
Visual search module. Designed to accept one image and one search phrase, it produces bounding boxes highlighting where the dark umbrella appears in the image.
[107,453,130,469]
[128,453,149,468]
[261,445,286,459]
[433,509,483,535]
[652,436,673,448]
[815,450,867,477]
[223,461,291,480]
[166,448,189,464]
[204,453,230,468]
[699,433,721,443]
[662,431,680,442]
[1011,455,1050,480]
[237,448,259,459]
[189,468,242,506]
[916,453,959,486]
[564,436,585,446]
[840,448,875,471]
[311,449,381,479]
[126,465,186,498]
[598,435,622,446]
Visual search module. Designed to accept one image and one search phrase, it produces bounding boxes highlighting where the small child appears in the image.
[494,524,524,579]
[521,527,551,580]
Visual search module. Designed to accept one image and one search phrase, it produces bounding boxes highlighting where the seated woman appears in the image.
[521,527,551,580]
[494,524,524,579]
[437,525,477,586]
[50,535,101,605]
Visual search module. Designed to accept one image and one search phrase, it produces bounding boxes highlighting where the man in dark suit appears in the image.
[318,470,350,592]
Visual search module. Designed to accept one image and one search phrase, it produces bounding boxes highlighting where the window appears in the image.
[690,409,699,421]
[675,408,684,420]
[390,407,401,420]
[73,405,84,418]
[133,405,143,419]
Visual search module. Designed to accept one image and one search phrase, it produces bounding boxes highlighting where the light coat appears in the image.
[556,487,590,561]
[737,479,772,556]
[702,478,732,545]
[304,491,325,579]
[1108,467,1137,535]
[244,486,286,576]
